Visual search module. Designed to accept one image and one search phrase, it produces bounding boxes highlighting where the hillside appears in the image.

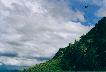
[19,17,106,72]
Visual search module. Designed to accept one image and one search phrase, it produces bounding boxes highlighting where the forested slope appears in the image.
[19,17,106,72]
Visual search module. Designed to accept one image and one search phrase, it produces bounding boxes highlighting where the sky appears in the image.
[0,0,106,70]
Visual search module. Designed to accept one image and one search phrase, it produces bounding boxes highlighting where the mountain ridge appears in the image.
[19,17,106,72]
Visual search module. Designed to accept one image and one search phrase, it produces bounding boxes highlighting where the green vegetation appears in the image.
[19,17,106,72]
[19,59,63,72]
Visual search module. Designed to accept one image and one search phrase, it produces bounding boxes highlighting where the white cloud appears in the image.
[0,56,45,66]
[0,0,92,66]
[93,0,106,17]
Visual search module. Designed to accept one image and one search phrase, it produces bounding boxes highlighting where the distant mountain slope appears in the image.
[0,65,19,72]
[19,17,106,72]
[0,64,27,72]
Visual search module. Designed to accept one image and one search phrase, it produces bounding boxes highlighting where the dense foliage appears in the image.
[19,17,106,72]
[19,59,63,72]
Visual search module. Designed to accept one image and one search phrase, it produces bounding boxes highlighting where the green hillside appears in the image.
[19,17,106,72]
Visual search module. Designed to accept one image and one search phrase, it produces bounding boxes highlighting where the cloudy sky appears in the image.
[0,0,105,69]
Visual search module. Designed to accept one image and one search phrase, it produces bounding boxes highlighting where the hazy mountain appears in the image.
[0,65,17,72]
[0,64,27,72]
[19,17,106,72]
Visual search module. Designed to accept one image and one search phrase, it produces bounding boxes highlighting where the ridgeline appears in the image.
[19,17,106,72]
